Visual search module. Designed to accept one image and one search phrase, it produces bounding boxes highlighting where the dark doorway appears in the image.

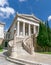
[5,41,8,47]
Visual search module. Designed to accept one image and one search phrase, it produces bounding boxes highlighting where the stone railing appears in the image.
[7,40,14,56]
[22,34,34,54]
[8,38,23,57]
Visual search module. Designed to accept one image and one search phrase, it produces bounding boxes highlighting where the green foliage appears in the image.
[38,52,51,54]
[0,45,3,49]
[45,21,51,47]
[0,49,3,52]
[0,45,3,52]
[37,20,51,48]
[37,22,49,47]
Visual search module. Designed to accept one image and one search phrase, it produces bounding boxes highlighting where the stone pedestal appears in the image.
[10,45,17,58]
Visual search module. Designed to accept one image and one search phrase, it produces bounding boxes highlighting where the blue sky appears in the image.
[0,0,51,30]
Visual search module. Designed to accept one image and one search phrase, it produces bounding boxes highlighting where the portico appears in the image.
[16,20,39,37]
[7,13,40,42]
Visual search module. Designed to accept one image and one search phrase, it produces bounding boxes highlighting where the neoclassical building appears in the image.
[7,13,40,58]
[0,22,5,45]
[7,13,40,40]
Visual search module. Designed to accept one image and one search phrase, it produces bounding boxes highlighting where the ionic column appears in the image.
[23,22,25,36]
[17,21,20,36]
[29,24,31,36]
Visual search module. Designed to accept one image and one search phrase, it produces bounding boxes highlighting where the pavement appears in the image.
[16,52,51,65]
[0,49,51,65]
[0,49,23,65]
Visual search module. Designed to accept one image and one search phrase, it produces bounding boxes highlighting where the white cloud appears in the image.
[0,0,9,7]
[48,15,51,21]
[19,0,27,2]
[0,7,15,18]
[0,0,16,18]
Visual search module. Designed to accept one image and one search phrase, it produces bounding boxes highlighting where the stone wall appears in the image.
[35,44,51,52]
[0,38,3,45]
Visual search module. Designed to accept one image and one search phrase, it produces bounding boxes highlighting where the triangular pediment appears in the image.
[17,13,40,22]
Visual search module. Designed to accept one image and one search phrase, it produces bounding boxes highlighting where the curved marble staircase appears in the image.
[7,34,34,58]
[22,35,34,54]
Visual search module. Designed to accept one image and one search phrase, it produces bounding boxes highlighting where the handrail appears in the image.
[23,34,34,42]
[22,34,34,54]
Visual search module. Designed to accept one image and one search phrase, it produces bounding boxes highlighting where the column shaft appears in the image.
[17,21,20,36]
[23,22,25,36]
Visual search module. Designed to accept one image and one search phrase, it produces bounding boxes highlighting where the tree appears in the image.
[37,22,49,48]
[45,21,51,47]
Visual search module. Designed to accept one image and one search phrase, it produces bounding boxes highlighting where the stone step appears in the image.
[7,57,48,65]
[17,47,30,55]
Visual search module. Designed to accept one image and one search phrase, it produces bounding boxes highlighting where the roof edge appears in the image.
[0,22,5,25]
